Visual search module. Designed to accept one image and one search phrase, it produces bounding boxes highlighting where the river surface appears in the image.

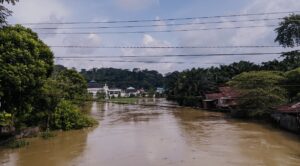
[1,99,300,166]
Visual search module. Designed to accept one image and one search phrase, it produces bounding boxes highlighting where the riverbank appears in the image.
[0,101,98,148]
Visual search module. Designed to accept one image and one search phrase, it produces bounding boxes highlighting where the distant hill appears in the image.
[80,68,164,90]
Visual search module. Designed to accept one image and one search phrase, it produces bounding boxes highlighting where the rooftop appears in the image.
[276,102,300,113]
[87,80,101,88]
[205,86,239,100]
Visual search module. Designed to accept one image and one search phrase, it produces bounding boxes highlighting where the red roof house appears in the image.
[203,86,239,109]
[276,102,300,114]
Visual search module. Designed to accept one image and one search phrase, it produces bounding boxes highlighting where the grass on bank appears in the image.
[98,97,139,104]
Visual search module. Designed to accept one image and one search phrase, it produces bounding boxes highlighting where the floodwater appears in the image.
[1,99,300,166]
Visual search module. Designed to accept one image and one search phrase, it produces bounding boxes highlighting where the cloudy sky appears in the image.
[5,0,300,74]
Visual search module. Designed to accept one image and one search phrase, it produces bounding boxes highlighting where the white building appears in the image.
[107,89,122,98]
[125,87,138,97]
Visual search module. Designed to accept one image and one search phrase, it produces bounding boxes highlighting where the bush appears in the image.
[6,139,29,149]
[0,112,12,127]
[40,130,56,139]
[51,100,97,130]
[168,95,202,107]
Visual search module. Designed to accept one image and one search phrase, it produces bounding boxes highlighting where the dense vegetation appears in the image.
[229,71,287,117]
[165,14,300,118]
[0,25,96,140]
[80,68,164,90]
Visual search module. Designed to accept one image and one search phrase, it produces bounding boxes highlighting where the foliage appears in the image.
[165,61,260,106]
[6,139,29,149]
[96,92,106,100]
[0,25,54,127]
[80,68,164,90]
[32,65,91,128]
[0,112,12,126]
[228,71,287,117]
[174,96,202,107]
[40,130,56,139]
[275,14,300,48]
[0,0,18,26]
[284,67,300,102]
[51,100,97,131]
[0,24,97,139]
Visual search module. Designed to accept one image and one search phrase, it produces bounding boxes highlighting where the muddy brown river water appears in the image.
[1,99,300,166]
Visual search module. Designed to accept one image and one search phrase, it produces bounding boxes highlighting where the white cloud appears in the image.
[6,0,300,74]
[63,34,101,55]
[9,0,70,23]
[122,34,172,56]
[115,0,159,11]
[176,0,300,68]
[119,34,176,72]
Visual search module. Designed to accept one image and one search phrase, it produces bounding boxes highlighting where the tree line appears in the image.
[80,68,164,90]
[165,14,300,118]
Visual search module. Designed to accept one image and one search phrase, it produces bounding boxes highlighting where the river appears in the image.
[1,99,300,166]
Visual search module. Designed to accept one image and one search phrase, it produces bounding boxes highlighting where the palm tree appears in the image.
[0,0,19,25]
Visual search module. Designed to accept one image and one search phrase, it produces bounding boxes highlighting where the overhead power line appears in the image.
[19,11,300,25]
[39,25,277,35]
[54,52,288,59]
[55,59,226,64]
[49,45,287,49]
[30,17,296,30]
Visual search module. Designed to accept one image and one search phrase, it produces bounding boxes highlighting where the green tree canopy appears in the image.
[80,68,164,90]
[284,67,300,102]
[275,14,300,48]
[0,25,54,126]
[228,71,287,117]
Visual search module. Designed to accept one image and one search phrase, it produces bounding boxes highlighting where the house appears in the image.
[218,87,239,108]
[87,81,110,99]
[87,80,102,98]
[126,87,138,97]
[271,102,300,133]
[203,86,239,110]
[107,89,122,98]
[156,87,165,94]
[203,93,223,109]
[276,103,300,113]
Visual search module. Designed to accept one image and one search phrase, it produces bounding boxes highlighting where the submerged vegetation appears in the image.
[52,100,97,130]
[5,139,29,149]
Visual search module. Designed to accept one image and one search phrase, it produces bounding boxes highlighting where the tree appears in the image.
[51,100,96,130]
[0,25,54,127]
[32,66,91,129]
[284,67,300,102]
[55,68,88,102]
[0,0,18,26]
[80,68,164,90]
[280,51,300,71]
[229,71,287,117]
[275,14,300,48]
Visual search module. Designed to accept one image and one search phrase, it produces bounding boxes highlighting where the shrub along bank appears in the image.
[0,25,97,145]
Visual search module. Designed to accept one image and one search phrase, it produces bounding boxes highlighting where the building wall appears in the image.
[271,113,300,133]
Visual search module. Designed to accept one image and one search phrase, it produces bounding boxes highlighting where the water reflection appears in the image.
[172,107,300,165]
[0,129,90,166]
